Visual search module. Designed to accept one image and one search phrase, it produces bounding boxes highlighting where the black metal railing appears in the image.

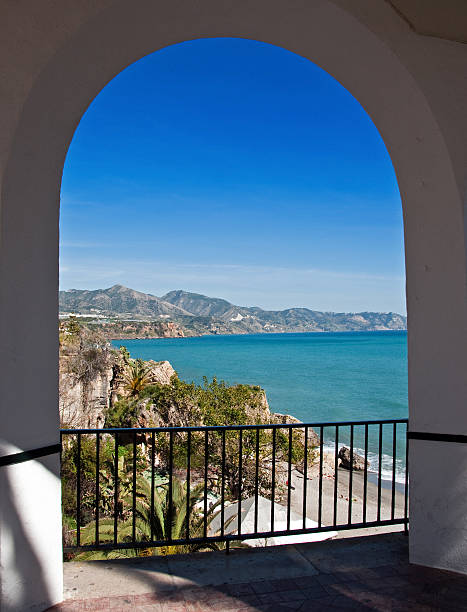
[60,418,408,553]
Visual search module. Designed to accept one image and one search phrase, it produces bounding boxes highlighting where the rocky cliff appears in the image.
[93,320,185,340]
[59,330,177,429]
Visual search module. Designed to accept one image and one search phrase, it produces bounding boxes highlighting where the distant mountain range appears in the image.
[60,285,192,318]
[59,285,407,336]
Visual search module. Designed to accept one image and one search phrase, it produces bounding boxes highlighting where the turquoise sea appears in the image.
[112,331,408,481]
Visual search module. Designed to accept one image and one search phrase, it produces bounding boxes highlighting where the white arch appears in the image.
[2,1,467,608]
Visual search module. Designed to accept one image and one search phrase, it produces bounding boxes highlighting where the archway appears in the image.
[2,1,467,609]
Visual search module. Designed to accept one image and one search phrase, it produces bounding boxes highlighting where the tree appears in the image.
[75,473,225,560]
[105,376,316,501]
[121,359,157,397]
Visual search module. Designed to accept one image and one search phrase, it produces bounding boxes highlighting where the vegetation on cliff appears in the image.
[59,318,317,559]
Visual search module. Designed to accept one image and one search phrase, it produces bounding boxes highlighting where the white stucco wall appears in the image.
[0,453,63,612]
[410,439,467,571]
[1,1,467,608]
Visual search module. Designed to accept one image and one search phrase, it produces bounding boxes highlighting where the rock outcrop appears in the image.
[59,347,176,429]
[102,320,185,339]
[338,446,369,471]
[59,365,113,429]
[272,412,320,447]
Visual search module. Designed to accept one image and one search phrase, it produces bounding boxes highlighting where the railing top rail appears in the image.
[61,418,408,435]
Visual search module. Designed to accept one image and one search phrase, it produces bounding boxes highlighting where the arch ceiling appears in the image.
[388,0,467,43]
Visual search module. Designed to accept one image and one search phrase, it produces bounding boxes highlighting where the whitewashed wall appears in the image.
[1,1,467,609]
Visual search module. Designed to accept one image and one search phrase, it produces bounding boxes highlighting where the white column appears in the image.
[410,439,467,573]
[0,455,63,611]
[0,95,63,608]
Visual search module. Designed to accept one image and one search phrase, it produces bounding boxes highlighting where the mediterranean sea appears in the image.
[112,331,408,481]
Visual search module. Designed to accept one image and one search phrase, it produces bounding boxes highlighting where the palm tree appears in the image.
[121,359,156,397]
[74,474,225,560]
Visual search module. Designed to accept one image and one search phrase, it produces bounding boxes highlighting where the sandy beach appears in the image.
[219,452,408,543]
[288,463,407,539]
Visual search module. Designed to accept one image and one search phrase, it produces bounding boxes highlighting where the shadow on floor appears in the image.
[49,533,467,610]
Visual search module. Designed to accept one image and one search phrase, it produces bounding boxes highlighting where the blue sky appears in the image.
[60,38,405,313]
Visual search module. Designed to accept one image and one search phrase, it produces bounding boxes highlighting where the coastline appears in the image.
[109,328,408,341]
[367,471,406,494]
[109,330,405,506]
[110,335,409,485]
[290,465,407,538]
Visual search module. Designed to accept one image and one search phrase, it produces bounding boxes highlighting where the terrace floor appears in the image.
[49,532,467,611]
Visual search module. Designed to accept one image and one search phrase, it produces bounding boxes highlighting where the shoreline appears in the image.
[231,466,408,543]
[367,471,406,494]
[109,333,408,499]
[290,466,407,536]
[109,329,408,342]
[107,338,410,484]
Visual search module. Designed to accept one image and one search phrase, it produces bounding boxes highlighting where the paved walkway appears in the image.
[49,533,467,611]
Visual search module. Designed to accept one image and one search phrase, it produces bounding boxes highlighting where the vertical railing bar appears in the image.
[113,433,119,545]
[238,429,243,537]
[63,418,411,554]
[302,426,308,530]
[60,431,64,545]
[363,423,368,524]
[377,423,383,523]
[318,425,323,528]
[348,425,354,525]
[60,431,65,545]
[186,430,191,540]
[150,431,155,543]
[404,424,409,531]
[255,428,260,534]
[287,426,293,531]
[76,433,81,547]
[203,429,208,540]
[333,425,339,526]
[391,423,397,521]
[95,432,100,546]
[168,431,173,542]
[132,431,136,543]
[271,428,276,532]
[221,430,226,537]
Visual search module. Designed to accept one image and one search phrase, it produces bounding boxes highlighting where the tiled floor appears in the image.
[49,533,467,611]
